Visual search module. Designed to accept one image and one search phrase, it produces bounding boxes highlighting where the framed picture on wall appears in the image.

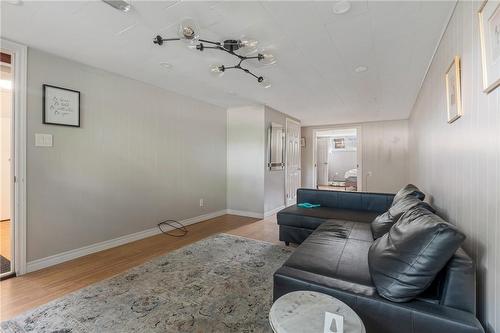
[43,84,80,127]
[334,138,345,149]
[445,56,462,123]
[300,137,306,148]
[478,0,500,93]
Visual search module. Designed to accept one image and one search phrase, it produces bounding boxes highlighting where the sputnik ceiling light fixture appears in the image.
[153,18,276,88]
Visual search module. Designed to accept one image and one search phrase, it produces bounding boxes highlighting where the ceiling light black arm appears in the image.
[153,34,265,83]
[224,64,264,82]
[153,35,180,45]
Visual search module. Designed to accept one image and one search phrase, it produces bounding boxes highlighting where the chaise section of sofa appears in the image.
[274,220,483,333]
[277,189,394,244]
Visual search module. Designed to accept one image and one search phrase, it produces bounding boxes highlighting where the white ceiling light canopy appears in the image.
[332,1,351,15]
[102,0,131,12]
[153,18,276,87]
[354,65,368,73]
[159,62,173,70]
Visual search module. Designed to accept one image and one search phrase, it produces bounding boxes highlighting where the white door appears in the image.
[316,138,329,187]
[285,119,301,206]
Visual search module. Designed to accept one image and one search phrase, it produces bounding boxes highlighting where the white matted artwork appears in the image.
[478,0,500,93]
[43,84,80,127]
[445,56,462,123]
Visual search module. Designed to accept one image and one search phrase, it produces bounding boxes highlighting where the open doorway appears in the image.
[313,127,362,192]
[1,51,14,277]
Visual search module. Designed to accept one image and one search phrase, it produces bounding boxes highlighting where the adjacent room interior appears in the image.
[315,128,360,192]
[0,1,499,333]
[0,51,13,278]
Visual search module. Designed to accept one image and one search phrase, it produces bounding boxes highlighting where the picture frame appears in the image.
[478,0,500,93]
[43,84,80,127]
[334,138,345,149]
[445,56,462,123]
[300,137,306,148]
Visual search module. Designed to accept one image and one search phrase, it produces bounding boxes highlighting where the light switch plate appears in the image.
[35,133,53,147]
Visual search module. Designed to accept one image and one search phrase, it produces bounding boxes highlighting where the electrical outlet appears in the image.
[199,199,204,207]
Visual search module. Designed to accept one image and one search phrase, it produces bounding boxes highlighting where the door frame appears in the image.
[1,38,27,276]
[315,137,330,187]
[312,125,363,191]
[285,118,301,206]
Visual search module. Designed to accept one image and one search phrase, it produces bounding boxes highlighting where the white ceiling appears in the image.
[1,1,454,126]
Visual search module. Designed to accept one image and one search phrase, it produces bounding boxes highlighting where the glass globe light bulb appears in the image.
[258,76,272,88]
[239,39,259,55]
[178,18,200,43]
[258,53,277,65]
[210,64,225,77]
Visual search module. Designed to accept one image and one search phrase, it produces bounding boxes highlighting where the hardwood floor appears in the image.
[0,214,282,321]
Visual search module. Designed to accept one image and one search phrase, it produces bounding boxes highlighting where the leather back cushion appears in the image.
[388,195,435,220]
[370,196,435,239]
[370,212,393,239]
[391,184,425,206]
[368,207,465,302]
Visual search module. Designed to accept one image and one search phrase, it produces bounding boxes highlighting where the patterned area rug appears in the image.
[0,255,10,274]
[1,234,293,333]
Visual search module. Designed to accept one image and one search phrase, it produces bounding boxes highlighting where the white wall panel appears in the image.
[409,2,500,331]
[27,48,227,261]
[301,120,409,193]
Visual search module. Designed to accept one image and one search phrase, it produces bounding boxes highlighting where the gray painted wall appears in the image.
[227,105,298,215]
[409,2,499,331]
[264,106,292,214]
[301,120,409,193]
[26,48,227,261]
[226,105,265,214]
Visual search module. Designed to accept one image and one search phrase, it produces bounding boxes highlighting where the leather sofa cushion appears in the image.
[283,220,374,290]
[391,184,425,205]
[277,205,379,230]
[371,196,435,239]
[370,212,393,239]
[297,189,394,213]
[388,195,435,220]
[368,207,465,302]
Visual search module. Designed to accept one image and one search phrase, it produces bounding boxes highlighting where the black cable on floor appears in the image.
[157,219,188,237]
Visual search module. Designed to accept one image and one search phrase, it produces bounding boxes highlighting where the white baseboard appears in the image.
[26,210,227,273]
[264,205,285,218]
[226,209,264,219]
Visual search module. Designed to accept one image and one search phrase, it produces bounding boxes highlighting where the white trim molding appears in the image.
[26,210,227,273]
[264,205,285,218]
[226,209,264,219]
[1,38,28,276]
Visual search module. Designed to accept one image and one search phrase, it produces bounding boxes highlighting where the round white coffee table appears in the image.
[269,291,365,333]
